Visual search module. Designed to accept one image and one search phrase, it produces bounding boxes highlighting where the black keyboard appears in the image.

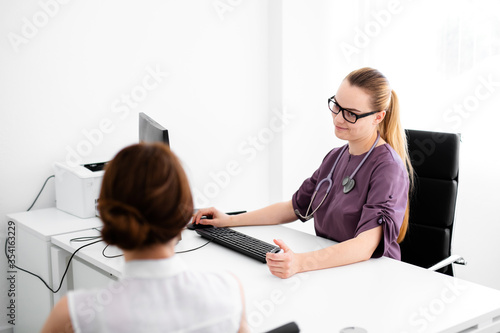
[195,227,280,263]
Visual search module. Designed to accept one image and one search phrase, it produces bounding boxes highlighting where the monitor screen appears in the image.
[139,112,169,145]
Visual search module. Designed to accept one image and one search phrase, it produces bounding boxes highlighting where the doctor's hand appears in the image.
[266,239,301,279]
[192,207,231,228]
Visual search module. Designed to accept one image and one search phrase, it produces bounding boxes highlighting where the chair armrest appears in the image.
[428,254,467,272]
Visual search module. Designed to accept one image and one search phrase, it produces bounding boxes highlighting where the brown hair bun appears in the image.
[98,143,193,250]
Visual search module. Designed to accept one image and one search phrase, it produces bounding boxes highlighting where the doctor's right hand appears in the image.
[192,207,232,228]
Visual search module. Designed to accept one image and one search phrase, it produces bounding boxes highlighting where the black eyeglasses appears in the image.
[328,95,380,124]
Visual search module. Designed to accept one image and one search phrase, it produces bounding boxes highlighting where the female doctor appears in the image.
[193,67,413,279]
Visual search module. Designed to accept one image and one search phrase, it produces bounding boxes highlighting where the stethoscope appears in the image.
[294,132,380,221]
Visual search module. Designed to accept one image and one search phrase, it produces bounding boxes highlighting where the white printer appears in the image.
[54,161,107,218]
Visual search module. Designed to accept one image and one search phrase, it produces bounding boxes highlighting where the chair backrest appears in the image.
[399,129,460,276]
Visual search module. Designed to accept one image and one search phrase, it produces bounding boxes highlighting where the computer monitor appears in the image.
[139,112,169,145]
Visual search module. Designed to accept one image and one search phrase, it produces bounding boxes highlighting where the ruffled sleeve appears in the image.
[355,159,409,259]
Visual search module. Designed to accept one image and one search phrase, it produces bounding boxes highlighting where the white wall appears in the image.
[0,0,272,327]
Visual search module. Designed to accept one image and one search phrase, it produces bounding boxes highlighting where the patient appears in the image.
[42,143,248,333]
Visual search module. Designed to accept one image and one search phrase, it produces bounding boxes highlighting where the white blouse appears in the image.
[67,256,243,333]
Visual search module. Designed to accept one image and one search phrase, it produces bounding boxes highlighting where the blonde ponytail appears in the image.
[378,90,414,243]
[346,68,413,243]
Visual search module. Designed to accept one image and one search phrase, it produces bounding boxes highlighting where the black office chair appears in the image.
[399,129,466,276]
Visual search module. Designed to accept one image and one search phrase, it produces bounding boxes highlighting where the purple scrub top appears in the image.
[292,143,409,259]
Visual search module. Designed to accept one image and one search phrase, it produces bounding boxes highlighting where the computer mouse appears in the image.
[186,216,214,230]
[186,222,214,230]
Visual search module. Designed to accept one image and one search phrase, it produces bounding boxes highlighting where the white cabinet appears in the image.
[72,257,116,289]
[7,208,102,333]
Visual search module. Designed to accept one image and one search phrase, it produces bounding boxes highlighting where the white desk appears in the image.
[51,224,500,333]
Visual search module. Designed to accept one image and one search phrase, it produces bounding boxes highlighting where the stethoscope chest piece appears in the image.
[342,176,355,194]
[294,132,380,221]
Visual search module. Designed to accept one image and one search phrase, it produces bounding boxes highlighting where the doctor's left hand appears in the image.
[266,239,301,279]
